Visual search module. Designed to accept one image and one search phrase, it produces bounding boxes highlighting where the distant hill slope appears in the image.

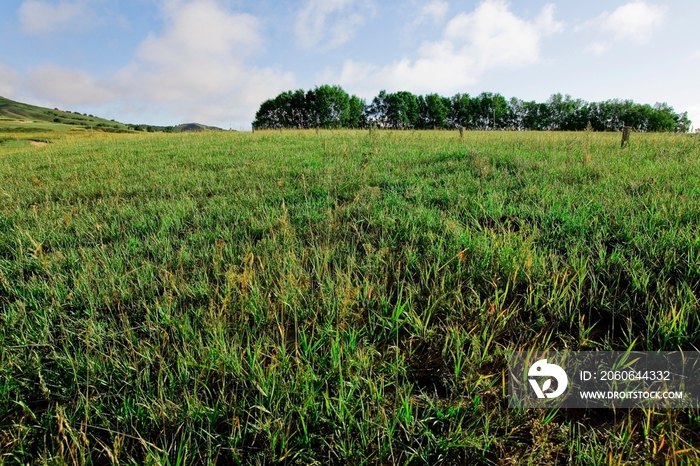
[0,96,227,133]
[129,122,225,132]
[0,96,131,132]
[173,123,223,132]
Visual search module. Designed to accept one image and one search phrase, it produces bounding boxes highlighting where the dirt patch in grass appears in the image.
[29,140,49,147]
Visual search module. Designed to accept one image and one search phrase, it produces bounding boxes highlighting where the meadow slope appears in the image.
[0,96,131,134]
[1,130,700,464]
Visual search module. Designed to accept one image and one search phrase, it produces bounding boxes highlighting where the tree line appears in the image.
[253,85,691,132]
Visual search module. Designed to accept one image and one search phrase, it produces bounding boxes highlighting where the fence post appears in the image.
[621,126,632,148]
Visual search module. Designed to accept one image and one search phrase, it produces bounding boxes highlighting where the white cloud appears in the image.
[418,0,449,25]
[295,0,373,50]
[19,0,295,126]
[535,3,565,36]
[27,65,114,104]
[332,0,563,95]
[686,104,700,132]
[140,0,263,65]
[124,0,294,123]
[585,42,609,55]
[579,1,667,51]
[18,0,96,34]
[403,0,449,37]
[0,62,21,97]
[601,1,666,43]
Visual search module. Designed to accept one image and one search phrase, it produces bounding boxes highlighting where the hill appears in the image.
[129,122,225,132]
[0,96,225,134]
[173,122,223,132]
[0,96,131,133]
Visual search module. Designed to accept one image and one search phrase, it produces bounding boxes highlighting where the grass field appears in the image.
[1,129,700,464]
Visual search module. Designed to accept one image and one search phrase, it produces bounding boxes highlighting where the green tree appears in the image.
[386,91,419,128]
[469,92,508,130]
[253,86,690,132]
[307,85,350,128]
[418,93,449,129]
[449,93,472,128]
[547,93,586,130]
[347,95,367,128]
[367,90,419,128]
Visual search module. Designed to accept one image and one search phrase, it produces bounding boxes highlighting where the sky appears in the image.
[1,0,699,130]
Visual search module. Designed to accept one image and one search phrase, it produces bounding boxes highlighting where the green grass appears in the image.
[1,130,700,464]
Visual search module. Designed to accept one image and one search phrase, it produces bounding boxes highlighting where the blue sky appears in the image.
[1,0,699,129]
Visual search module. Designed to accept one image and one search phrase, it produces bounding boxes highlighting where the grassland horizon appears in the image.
[1,129,700,464]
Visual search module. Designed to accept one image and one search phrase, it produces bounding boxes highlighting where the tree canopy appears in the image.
[253,86,691,132]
